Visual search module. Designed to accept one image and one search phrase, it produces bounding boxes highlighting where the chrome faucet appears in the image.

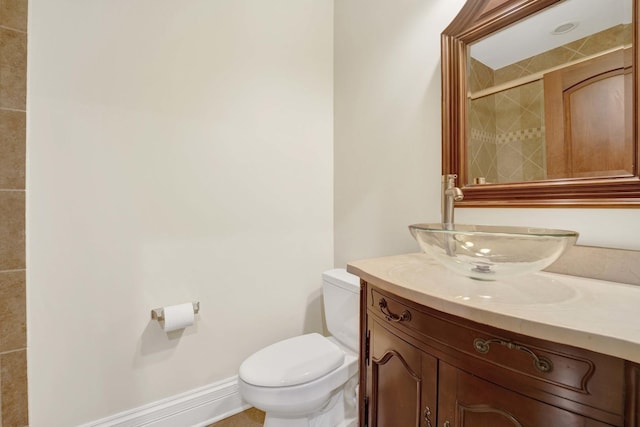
[442,174,464,228]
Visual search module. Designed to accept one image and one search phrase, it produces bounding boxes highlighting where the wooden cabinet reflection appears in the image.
[545,48,633,179]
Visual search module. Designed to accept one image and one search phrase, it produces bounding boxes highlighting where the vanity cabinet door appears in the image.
[366,317,437,427]
[438,362,613,427]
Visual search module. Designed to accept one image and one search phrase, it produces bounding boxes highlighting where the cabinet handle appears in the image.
[443,422,451,427]
[473,338,554,373]
[378,298,411,322]
[423,406,433,427]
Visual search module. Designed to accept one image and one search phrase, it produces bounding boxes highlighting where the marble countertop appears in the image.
[347,253,640,364]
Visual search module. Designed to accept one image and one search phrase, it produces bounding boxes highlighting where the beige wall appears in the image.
[334,0,466,268]
[0,0,28,425]
[27,1,333,426]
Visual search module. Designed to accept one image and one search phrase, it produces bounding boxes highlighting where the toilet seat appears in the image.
[239,333,345,387]
[238,342,359,418]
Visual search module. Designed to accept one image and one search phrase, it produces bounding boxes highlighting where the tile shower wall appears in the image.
[469,60,543,184]
[0,0,28,426]
[468,58,498,183]
[492,80,545,182]
[468,24,631,184]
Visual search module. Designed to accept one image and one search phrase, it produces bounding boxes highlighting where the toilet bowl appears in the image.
[238,269,360,427]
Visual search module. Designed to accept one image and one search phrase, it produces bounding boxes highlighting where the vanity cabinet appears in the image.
[359,282,640,427]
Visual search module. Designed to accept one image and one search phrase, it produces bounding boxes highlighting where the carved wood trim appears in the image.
[370,346,423,426]
[442,0,640,207]
[459,404,524,427]
[372,349,422,382]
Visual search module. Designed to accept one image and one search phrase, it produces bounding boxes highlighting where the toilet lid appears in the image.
[239,333,345,387]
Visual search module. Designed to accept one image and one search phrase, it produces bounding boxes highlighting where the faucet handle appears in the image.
[443,174,458,188]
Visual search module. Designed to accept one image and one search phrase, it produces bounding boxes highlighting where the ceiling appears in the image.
[470,0,632,69]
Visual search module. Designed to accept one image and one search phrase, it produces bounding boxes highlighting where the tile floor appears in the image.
[208,408,265,427]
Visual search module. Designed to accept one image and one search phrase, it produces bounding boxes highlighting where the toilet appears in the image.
[238,268,360,427]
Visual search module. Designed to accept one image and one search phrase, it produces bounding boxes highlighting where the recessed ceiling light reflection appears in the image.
[551,22,578,35]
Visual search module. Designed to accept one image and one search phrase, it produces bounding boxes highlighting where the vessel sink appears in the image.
[409,224,578,280]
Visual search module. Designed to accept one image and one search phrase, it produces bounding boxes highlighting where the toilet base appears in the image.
[262,376,358,427]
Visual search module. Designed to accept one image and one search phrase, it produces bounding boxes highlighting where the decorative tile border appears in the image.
[469,128,496,144]
[470,127,546,146]
[496,127,544,145]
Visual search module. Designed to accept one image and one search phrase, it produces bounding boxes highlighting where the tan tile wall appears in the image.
[493,80,545,183]
[468,58,498,185]
[0,0,28,425]
[494,25,631,85]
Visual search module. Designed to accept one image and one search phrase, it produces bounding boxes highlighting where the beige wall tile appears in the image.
[0,191,24,270]
[0,0,27,423]
[1,350,28,427]
[0,271,25,353]
[0,109,25,189]
[469,58,494,92]
[578,25,627,57]
[0,0,27,32]
[0,28,26,110]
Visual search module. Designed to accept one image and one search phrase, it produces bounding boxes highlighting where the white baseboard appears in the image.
[79,376,250,427]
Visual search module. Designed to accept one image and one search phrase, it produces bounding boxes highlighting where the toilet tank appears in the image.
[322,268,360,352]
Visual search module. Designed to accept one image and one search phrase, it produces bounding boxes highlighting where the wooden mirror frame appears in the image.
[442,0,640,207]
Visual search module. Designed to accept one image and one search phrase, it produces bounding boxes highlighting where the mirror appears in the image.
[442,0,640,206]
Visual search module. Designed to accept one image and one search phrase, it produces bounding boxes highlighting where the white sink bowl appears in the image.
[409,223,578,281]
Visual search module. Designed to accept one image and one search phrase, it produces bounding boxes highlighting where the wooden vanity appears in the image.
[348,254,640,427]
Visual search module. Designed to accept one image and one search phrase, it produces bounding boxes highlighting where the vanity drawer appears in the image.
[367,286,625,422]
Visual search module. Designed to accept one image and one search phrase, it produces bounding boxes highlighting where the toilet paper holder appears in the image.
[151,301,200,322]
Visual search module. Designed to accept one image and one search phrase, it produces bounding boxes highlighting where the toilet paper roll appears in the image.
[162,302,195,332]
